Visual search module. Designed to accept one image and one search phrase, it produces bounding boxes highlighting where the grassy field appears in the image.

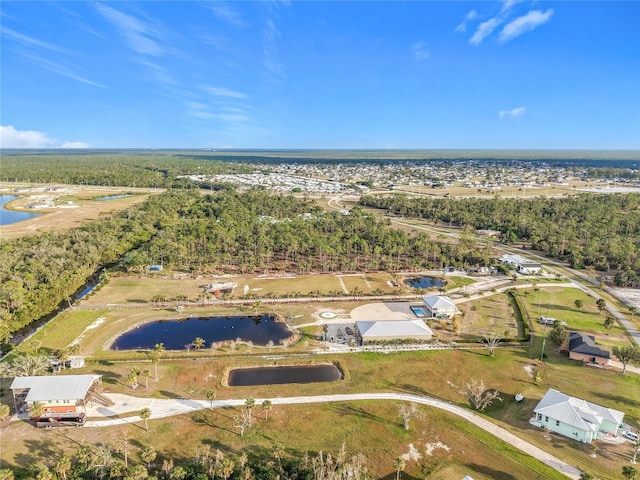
[519,286,631,348]
[1,345,637,479]
[2,273,639,479]
[81,272,476,306]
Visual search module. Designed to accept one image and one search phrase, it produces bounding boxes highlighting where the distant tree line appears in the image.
[0,152,252,188]
[360,193,640,282]
[1,189,492,343]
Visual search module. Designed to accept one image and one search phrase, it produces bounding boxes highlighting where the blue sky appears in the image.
[1,1,639,149]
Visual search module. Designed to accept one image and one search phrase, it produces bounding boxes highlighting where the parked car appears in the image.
[623,431,639,442]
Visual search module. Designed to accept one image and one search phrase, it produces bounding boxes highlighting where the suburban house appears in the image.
[421,295,459,319]
[517,261,542,275]
[499,254,542,274]
[10,374,113,418]
[530,388,624,443]
[568,332,610,366]
[356,320,433,344]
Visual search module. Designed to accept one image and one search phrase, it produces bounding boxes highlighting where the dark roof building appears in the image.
[568,331,610,366]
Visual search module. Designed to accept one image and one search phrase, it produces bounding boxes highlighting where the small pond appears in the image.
[111,315,291,350]
[0,195,41,225]
[404,276,443,289]
[228,365,341,386]
[95,194,132,201]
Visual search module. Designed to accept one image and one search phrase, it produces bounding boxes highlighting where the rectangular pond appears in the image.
[228,365,341,386]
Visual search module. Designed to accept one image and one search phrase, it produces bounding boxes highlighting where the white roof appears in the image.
[534,389,624,432]
[421,295,457,310]
[10,375,100,402]
[357,320,433,338]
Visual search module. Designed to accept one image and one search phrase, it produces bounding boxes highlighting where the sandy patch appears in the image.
[424,441,450,456]
[523,364,536,379]
[71,316,106,345]
[401,443,422,461]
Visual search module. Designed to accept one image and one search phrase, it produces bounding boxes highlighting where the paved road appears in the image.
[87,392,582,479]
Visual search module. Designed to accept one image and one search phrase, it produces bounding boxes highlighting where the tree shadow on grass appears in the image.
[159,390,182,399]
[328,403,398,428]
[466,464,519,480]
[91,369,120,385]
[591,390,640,408]
[190,410,236,435]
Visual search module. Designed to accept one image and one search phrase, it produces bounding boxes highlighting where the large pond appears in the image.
[0,195,41,225]
[404,276,443,289]
[111,315,291,350]
[228,365,342,386]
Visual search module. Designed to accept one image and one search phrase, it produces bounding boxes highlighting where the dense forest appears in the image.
[0,189,491,343]
[360,193,640,283]
[0,152,252,188]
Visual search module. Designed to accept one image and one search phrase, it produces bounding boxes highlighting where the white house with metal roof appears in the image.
[421,295,459,319]
[356,320,433,344]
[10,375,111,418]
[530,388,624,443]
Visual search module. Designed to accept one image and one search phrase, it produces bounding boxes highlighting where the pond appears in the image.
[404,276,443,289]
[95,194,131,201]
[111,315,291,350]
[228,365,342,386]
[0,195,41,225]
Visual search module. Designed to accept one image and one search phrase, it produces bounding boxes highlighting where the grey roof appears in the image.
[10,375,100,402]
[421,295,457,311]
[568,332,610,359]
[534,389,624,432]
[519,262,541,268]
[356,320,433,338]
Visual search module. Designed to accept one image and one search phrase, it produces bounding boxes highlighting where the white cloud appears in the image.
[411,41,431,60]
[498,9,554,43]
[498,107,526,119]
[470,18,501,45]
[207,2,248,28]
[501,0,522,14]
[20,52,107,89]
[455,10,478,33]
[61,141,90,148]
[95,3,164,56]
[203,86,247,99]
[2,27,70,54]
[0,126,89,148]
[0,125,55,148]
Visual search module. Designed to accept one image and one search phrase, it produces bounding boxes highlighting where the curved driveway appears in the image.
[87,392,581,479]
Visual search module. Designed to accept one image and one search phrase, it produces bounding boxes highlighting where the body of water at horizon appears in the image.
[0,195,41,225]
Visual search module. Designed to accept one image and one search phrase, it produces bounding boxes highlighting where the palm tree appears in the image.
[206,389,216,409]
[622,465,637,480]
[193,337,206,350]
[150,353,160,381]
[139,407,151,431]
[245,397,256,419]
[393,457,406,480]
[54,457,72,480]
[219,458,235,480]
[141,369,151,388]
[29,401,45,419]
[262,399,273,420]
[141,447,157,469]
[0,404,10,422]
